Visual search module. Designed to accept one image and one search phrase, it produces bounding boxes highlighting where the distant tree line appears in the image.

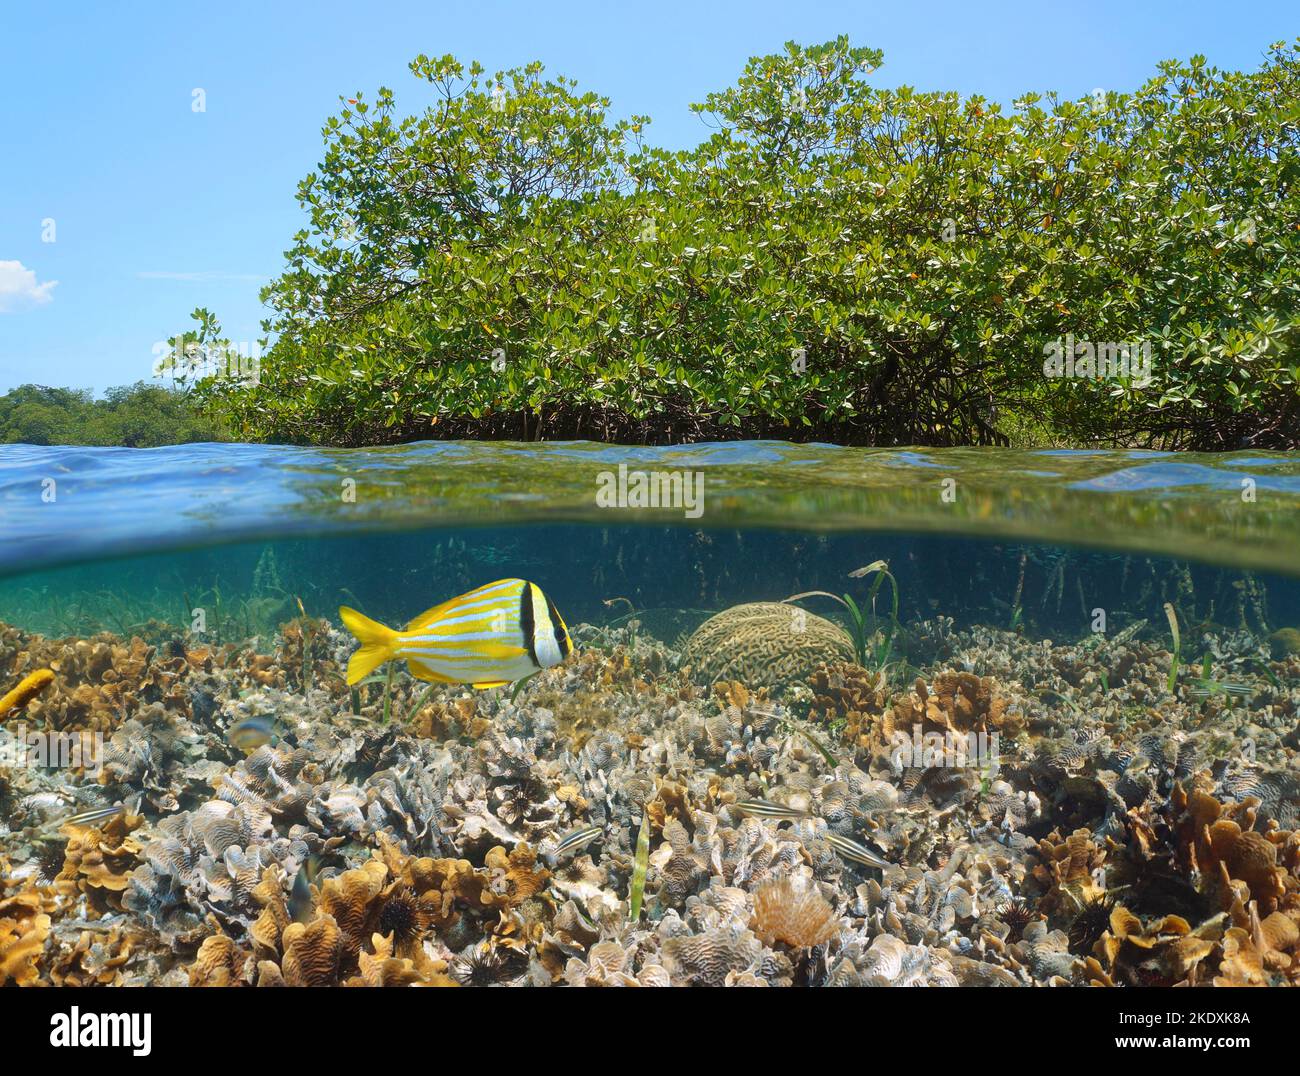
[0,383,223,447]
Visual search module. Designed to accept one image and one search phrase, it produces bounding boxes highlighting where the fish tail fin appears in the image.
[339,606,398,685]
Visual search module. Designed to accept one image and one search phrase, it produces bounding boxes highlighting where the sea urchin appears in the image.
[1067,893,1117,955]
[996,897,1037,937]
[376,886,429,950]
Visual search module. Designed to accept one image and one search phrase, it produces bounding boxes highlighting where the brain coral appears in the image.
[683,602,855,689]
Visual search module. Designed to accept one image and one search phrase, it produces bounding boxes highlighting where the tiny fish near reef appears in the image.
[228,715,278,751]
[289,855,321,924]
[0,668,54,719]
[823,830,891,870]
[44,804,125,833]
[549,823,603,861]
[735,798,813,821]
[339,578,573,690]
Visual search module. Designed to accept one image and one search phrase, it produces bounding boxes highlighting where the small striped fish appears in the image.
[340,578,573,690]
[1187,683,1253,700]
[551,823,603,859]
[48,804,124,831]
[735,798,813,821]
[823,830,891,870]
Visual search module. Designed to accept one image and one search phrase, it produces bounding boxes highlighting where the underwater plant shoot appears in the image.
[1,0,1298,1052]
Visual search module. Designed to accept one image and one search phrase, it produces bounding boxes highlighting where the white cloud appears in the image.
[0,260,57,312]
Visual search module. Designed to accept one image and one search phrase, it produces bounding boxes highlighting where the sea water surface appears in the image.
[1,442,1298,578]
[3,440,1300,991]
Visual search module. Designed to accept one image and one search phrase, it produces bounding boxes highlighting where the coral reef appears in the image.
[1,609,1298,987]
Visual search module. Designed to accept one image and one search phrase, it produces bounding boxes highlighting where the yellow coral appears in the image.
[53,812,144,911]
[281,916,342,986]
[0,668,54,718]
[188,933,244,987]
[0,863,52,987]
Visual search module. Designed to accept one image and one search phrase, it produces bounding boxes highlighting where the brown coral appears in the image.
[751,875,839,949]
[888,671,1026,739]
[1207,823,1285,913]
[1212,906,1300,986]
[348,932,455,987]
[1097,905,1220,986]
[49,926,135,986]
[808,662,889,749]
[0,877,51,987]
[53,812,144,912]
[281,916,343,986]
[483,843,550,908]
[1032,828,1107,919]
[7,633,168,734]
[235,852,453,986]
[1170,782,1289,915]
[318,859,390,959]
[188,932,245,987]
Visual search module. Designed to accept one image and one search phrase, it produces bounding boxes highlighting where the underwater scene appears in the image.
[2,443,1299,989]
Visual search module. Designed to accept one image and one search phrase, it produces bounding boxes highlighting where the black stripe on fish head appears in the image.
[519,581,539,666]
[544,592,572,658]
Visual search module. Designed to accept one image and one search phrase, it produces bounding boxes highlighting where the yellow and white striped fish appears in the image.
[339,578,573,690]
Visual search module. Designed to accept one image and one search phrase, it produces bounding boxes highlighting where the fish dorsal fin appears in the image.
[405,578,525,632]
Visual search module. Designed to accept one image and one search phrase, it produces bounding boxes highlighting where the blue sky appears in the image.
[0,0,1294,394]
